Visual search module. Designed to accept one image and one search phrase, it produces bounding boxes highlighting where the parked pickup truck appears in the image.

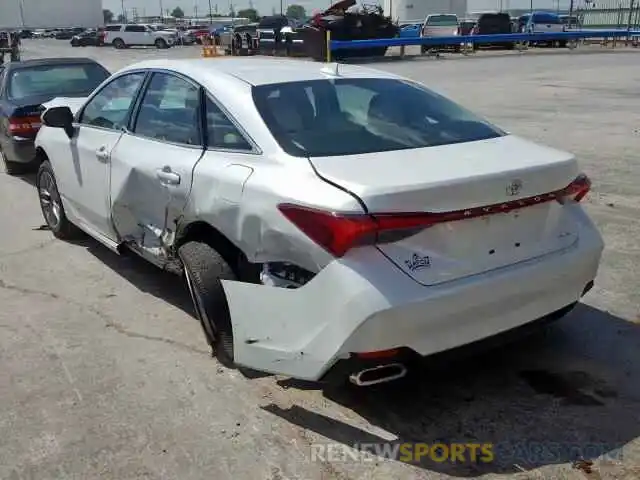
[103,24,177,49]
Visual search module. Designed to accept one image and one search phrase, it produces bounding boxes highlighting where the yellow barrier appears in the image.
[325,30,331,63]
[202,45,219,57]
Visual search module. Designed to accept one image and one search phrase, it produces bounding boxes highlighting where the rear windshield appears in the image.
[8,63,110,100]
[426,15,458,26]
[531,13,562,24]
[252,78,504,158]
[478,14,511,25]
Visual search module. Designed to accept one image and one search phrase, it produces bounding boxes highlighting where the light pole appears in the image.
[159,0,163,22]
[121,0,126,23]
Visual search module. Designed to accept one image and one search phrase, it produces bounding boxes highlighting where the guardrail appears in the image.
[326,29,640,61]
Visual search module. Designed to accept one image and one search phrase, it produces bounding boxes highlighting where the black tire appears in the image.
[112,38,125,49]
[36,161,80,240]
[155,38,167,49]
[1,148,26,175]
[420,44,428,54]
[179,241,237,367]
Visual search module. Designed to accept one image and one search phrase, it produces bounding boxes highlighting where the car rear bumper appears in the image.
[2,136,35,164]
[222,209,603,381]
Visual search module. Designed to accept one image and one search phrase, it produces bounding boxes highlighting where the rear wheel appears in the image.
[112,38,125,49]
[179,241,237,367]
[1,148,25,175]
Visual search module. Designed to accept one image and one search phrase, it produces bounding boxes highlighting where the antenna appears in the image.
[321,62,340,76]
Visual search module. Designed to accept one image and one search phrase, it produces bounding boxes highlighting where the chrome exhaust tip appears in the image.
[349,363,407,387]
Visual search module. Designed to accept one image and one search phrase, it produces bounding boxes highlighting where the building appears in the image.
[579,0,640,28]
[0,0,103,29]
[383,0,470,22]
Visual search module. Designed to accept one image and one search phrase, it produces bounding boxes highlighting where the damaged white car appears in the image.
[34,58,604,386]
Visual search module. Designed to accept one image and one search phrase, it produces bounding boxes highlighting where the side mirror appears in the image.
[42,106,75,138]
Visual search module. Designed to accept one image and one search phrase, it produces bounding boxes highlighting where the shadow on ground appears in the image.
[265,304,640,476]
[72,235,195,316]
[47,231,640,476]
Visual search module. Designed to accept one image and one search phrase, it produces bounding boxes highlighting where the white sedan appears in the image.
[34,58,604,386]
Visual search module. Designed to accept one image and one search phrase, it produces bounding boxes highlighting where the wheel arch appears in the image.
[34,146,49,164]
[174,220,260,282]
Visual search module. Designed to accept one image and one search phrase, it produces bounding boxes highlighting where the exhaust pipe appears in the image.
[349,363,407,387]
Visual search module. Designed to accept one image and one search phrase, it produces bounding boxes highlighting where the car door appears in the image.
[108,71,204,258]
[55,71,147,242]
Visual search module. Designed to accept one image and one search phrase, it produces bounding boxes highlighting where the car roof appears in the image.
[5,57,102,69]
[118,58,404,87]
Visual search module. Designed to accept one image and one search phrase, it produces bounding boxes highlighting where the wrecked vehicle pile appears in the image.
[253,0,399,61]
[303,0,400,61]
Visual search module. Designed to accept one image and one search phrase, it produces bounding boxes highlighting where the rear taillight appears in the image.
[558,173,591,203]
[8,115,41,135]
[278,174,592,258]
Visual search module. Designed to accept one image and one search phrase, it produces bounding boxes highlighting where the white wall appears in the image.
[0,0,24,29]
[385,0,470,22]
[0,0,104,29]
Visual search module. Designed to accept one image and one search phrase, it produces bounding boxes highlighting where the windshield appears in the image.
[426,15,458,26]
[252,78,504,158]
[531,14,562,24]
[8,63,110,100]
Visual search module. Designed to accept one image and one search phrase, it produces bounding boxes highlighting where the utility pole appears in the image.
[159,0,164,22]
[18,0,26,28]
[280,0,283,15]
[208,0,214,22]
[628,0,636,30]
[569,0,574,25]
[121,0,127,23]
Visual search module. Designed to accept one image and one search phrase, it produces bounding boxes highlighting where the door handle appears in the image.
[95,146,109,161]
[156,166,181,185]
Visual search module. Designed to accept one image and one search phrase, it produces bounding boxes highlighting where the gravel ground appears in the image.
[0,40,639,480]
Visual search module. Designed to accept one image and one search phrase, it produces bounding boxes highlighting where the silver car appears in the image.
[33,58,603,385]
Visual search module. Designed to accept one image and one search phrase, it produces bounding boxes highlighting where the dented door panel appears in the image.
[185,150,364,273]
[109,133,204,255]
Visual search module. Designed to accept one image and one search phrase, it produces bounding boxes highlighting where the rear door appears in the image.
[109,71,204,253]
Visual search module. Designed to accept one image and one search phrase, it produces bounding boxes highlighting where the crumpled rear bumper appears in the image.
[222,216,603,382]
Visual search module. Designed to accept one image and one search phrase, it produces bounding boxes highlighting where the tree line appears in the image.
[103,5,307,25]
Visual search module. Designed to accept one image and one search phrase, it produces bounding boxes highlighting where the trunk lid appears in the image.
[309,135,581,285]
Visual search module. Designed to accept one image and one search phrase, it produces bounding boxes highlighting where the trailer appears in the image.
[0,0,103,29]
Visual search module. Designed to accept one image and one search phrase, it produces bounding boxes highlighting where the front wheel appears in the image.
[155,38,168,49]
[179,241,237,367]
[36,161,80,239]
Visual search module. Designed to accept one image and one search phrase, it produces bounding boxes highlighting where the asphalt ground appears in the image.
[0,39,639,480]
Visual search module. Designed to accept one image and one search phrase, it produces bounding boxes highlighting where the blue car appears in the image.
[398,23,421,38]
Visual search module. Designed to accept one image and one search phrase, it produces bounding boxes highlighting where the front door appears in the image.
[109,71,204,254]
[59,71,147,241]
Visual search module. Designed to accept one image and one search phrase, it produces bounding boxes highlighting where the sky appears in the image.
[102,0,574,18]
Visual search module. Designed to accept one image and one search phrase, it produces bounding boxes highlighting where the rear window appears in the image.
[531,13,562,24]
[478,13,510,25]
[252,78,504,158]
[426,15,458,26]
[7,63,110,100]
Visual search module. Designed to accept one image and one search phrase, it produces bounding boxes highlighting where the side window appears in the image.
[132,73,201,145]
[79,72,145,130]
[205,97,252,151]
[125,25,145,33]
